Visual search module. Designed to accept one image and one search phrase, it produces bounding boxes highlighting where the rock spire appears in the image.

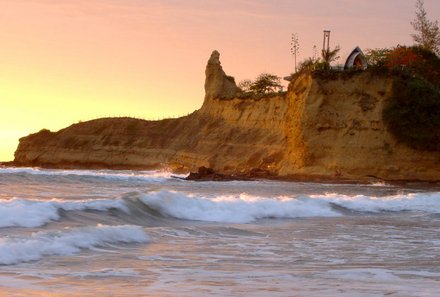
[204,50,240,100]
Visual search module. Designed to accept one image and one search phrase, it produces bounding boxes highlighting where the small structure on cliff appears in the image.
[344,47,368,70]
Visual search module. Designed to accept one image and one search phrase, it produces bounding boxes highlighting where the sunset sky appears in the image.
[1,0,440,161]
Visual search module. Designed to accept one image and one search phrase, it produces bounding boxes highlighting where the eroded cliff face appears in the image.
[283,72,440,180]
[14,51,440,181]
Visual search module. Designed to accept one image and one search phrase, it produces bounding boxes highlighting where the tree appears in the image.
[364,48,391,67]
[411,0,440,55]
[321,46,340,70]
[249,73,282,94]
[238,79,253,92]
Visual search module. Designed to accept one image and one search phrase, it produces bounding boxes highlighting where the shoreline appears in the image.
[2,161,439,186]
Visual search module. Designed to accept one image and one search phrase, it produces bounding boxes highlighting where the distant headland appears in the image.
[9,46,440,182]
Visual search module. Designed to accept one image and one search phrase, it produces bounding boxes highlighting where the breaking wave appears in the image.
[0,167,182,182]
[139,190,440,223]
[2,190,439,227]
[314,192,440,213]
[0,225,149,265]
[0,198,128,228]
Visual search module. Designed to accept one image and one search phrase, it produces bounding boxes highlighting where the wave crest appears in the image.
[139,190,440,223]
[139,191,340,223]
[2,190,439,227]
[0,167,182,182]
[0,198,128,228]
[0,225,149,265]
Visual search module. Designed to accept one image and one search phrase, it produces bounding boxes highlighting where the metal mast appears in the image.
[323,30,331,52]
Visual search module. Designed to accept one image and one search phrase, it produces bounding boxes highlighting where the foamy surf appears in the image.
[0,167,182,182]
[139,190,440,223]
[139,191,340,223]
[4,190,438,228]
[314,192,440,213]
[0,198,128,228]
[0,225,149,265]
[1,167,439,296]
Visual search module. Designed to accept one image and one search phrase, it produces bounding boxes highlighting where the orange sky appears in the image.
[1,0,439,161]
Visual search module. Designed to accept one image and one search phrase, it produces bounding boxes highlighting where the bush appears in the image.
[298,58,320,72]
[383,77,440,151]
[411,46,440,86]
[387,46,422,69]
[238,79,252,92]
[237,73,283,98]
[249,73,282,94]
[365,48,391,68]
[366,45,440,86]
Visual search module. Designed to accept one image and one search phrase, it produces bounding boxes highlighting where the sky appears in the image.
[1,0,440,161]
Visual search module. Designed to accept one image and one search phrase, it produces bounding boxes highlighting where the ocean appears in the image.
[0,167,439,296]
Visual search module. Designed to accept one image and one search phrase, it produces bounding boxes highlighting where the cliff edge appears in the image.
[13,51,440,181]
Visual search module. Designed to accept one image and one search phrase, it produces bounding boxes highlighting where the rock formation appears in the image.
[13,51,440,181]
[204,50,241,100]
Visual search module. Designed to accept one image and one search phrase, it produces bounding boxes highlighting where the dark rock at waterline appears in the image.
[185,166,252,181]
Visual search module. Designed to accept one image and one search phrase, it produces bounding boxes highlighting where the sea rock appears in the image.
[204,50,240,100]
[186,166,251,181]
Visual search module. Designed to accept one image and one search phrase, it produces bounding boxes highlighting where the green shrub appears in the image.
[237,73,284,99]
[249,73,282,94]
[383,77,440,151]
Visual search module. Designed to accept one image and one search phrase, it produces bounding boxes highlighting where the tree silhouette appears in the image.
[249,73,282,94]
[411,0,440,55]
[321,46,340,70]
[238,79,253,92]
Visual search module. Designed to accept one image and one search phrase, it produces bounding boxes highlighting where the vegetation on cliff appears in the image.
[362,44,440,152]
[384,77,440,151]
[374,0,440,151]
[238,73,284,99]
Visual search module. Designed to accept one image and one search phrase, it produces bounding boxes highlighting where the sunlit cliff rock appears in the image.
[13,51,440,181]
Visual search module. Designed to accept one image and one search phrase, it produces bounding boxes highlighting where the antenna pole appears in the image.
[323,30,331,52]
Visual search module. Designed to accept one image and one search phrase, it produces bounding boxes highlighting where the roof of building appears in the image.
[344,46,368,70]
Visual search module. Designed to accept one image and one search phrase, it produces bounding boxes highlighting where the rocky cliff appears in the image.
[13,51,440,181]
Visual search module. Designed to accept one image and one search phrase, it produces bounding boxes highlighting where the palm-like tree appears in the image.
[321,46,341,70]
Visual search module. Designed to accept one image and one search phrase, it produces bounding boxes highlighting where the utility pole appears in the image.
[290,33,299,72]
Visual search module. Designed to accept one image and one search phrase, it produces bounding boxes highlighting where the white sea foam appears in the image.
[139,190,340,223]
[0,198,128,228]
[0,167,182,182]
[0,225,149,265]
[314,192,440,213]
[369,181,393,187]
[139,190,440,223]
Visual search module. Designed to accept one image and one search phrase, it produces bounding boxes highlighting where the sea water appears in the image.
[0,167,440,296]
